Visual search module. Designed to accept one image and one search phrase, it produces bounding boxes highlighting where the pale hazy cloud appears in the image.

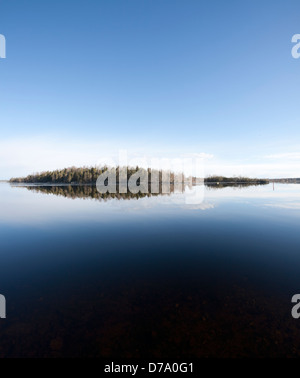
[264,203,300,210]
[0,136,213,179]
[264,152,300,160]
[181,153,214,160]
[204,162,300,179]
[0,136,299,180]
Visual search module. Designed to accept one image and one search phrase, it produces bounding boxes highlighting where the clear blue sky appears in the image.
[0,0,300,178]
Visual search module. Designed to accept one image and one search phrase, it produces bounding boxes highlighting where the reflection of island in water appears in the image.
[14,181,270,202]
[20,183,186,201]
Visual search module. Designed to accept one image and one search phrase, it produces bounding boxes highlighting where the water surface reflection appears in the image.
[0,183,300,357]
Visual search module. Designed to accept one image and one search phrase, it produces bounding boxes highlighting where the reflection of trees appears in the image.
[16,181,268,201]
[23,183,186,202]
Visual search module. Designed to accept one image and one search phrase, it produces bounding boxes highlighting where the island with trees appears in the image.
[10,166,185,185]
[10,167,270,186]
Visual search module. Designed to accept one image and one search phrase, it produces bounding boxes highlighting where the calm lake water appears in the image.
[0,182,300,357]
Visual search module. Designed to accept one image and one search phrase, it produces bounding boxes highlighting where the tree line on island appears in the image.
[10,167,182,184]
